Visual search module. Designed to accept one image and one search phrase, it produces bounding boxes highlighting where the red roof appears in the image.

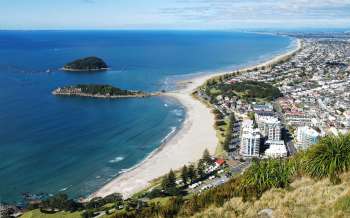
[215,159,225,165]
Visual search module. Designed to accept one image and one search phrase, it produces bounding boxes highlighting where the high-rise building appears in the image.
[257,116,281,141]
[240,120,261,157]
[296,126,320,150]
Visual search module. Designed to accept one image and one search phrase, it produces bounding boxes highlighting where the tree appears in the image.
[161,169,178,196]
[188,164,197,183]
[168,170,176,188]
[161,175,168,192]
[202,149,212,165]
[197,159,207,178]
[103,193,123,204]
[181,165,189,185]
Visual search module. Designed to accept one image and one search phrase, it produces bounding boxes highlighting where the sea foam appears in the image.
[109,156,125,163]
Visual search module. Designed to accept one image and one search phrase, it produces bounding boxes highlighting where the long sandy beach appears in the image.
[89,77,218,199]
[89,38,302,200]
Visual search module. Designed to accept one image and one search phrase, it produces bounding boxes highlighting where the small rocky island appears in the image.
[52,84,154,98]
[63,57,108,71]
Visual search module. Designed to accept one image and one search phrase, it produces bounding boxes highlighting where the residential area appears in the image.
[197,34,350,163]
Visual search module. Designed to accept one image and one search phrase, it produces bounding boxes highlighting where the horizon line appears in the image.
[0,27,349,32]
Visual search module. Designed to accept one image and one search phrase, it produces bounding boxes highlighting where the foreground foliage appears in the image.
[304,134,350,184]
[191,172,350,218]
[239,159,295,200]
[22,133,350,218]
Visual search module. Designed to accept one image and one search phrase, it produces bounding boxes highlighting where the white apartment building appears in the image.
[257,116,281,141]
[240,119,261,157]
[264,140,288,158]
[296,126,320,150]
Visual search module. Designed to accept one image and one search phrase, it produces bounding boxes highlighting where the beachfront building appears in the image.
[240,119,261,157]
[257,116,281,141]
[264,140,288,158]
[295,126,320,150]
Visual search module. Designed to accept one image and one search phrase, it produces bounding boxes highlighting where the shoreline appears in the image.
[87,83,218,200]
[61,67,109,72]
[88,37,302,200]
[52,91,157,99]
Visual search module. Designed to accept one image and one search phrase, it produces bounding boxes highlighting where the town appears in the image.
[2,34,350,218]
[199,34,350,162]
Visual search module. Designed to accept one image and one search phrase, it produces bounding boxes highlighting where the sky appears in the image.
[0,0,350,30]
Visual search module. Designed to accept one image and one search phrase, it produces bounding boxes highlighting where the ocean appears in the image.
[0,30,293,203]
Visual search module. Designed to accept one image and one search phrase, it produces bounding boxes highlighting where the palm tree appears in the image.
[304,134,350,184]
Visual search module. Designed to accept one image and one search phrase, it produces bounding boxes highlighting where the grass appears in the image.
[304,134,350,184]
[189,172,350,218]
[21,209,82,218]
[334,193,350,213]
[238,159,294,200]
[148,196,172,206]
[215,119,229,157]
[187,133,350,218]
[209,88,222,96]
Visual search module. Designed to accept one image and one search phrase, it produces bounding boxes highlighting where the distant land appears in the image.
[52,84,154,98]
[63,57,108,72]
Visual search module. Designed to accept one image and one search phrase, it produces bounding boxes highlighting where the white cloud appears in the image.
[161,0,350,27]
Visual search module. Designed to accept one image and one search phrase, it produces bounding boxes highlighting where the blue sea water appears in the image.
[0,30,293,203]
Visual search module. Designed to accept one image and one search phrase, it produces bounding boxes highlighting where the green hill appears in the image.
[63,57,108,71]
[190,172,350,218]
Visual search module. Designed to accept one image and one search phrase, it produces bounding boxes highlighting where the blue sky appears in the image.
[1,0,350,29]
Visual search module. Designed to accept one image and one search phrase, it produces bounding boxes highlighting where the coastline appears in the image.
[61,67,109,72]
[88,37,302,200]
[88,81,218,200]
[52,91,157,99]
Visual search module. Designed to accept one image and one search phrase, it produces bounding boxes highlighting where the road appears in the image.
[187,161,251,194]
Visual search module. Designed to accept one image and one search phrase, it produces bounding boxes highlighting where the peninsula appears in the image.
[63,56,108,71]
[52,84,153,98]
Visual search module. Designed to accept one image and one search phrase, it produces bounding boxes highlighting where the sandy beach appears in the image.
[89,78,218,199]
[89,38,302,200]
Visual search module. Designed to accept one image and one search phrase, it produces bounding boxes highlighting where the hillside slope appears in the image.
[189,172,350,218]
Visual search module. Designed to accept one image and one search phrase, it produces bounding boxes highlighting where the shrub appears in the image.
[146,188,164,199]
[238,159,295,200]
[304,134,350,184]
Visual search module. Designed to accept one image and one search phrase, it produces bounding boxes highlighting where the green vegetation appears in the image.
[204,80,282,103]
[334,194,350,213]
[161,169,179,196]
[40,193,82,212]
[222,114,236,152]
[181,165,189,185]
[111,133,350,217]
[187,164,197,184]
[21,134,350,218]
[239,159,294,200]
[76,84,143,96]
[64,56,108,71]
[23,193,122,218]
[304,134,350,184]
[21,209,82,218]
[229,81,282,101]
